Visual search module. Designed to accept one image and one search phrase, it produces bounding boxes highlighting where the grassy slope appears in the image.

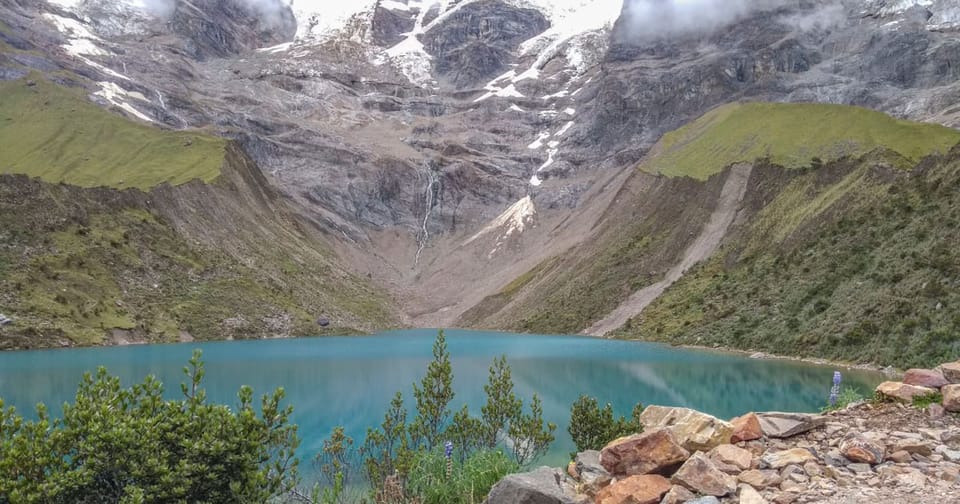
[617,151,960,368]
[466,103,960,367]
[0,78,224,189]
[0,78,398,348]
[645,102,960,180]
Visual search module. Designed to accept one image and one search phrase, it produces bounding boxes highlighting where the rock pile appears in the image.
[875,362,960,415]
[484,359,960,504]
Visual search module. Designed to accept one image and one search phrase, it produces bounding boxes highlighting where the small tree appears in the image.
[508,394,556,466]
[361,391,413,489]
[315,426,357,488]
[410,330,454,451]
[444,405,483,463]
[480,355,522,449]
[568,395,644,456]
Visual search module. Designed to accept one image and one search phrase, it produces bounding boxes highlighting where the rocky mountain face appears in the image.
[2,0,960,355]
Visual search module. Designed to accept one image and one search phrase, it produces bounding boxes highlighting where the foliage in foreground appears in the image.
[358,330,556,501]
[0,350,299,504]
[821,387,866,413]
[406,448,518,504]
[568,395,644,456]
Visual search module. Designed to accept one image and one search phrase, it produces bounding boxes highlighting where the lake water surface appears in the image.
[0,329,882,468]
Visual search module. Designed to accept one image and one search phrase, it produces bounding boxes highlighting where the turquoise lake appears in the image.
[0,329,882,470]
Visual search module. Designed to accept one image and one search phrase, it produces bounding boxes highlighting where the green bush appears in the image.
[568,395,644,456]
[406,448,518,504]
[912,392,944,410]
[0,350,299,503]
[821,387,865,412]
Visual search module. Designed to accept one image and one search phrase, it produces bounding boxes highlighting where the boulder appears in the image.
[658,485,696,504]
[574,450,611,494]
[738,483,769,504]
[600,429,690,477]
[737,469,782,488]
[759,448,816,469]
[639,406,733,452]
[875,381,936,403]
[839,434,885,465]
[943,384,960,413]
[483,467,578,504]
[671,452,737,497]
[904,368,949,388]
[708,444,753,471]
[757,412,827,438]
[730,413,762,443]
[940,361,960,384]
[594,474,671,504]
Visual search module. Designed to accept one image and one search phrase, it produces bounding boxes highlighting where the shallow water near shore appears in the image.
[0,328,883,469]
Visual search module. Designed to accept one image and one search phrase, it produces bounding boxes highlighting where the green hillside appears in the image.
[617,150,960,368]
[644,102,960,179]
[464,103,960,367]
[0,78,224,189]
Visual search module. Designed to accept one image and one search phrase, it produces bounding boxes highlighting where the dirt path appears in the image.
[585,163,753,336]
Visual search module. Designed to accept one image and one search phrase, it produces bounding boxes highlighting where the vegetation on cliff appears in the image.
[463,103,960,368]
[645,102,960,180]
[0,79,398,349]
[0,78,225,190]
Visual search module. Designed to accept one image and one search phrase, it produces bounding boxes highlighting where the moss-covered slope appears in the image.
[0,79,398,349]
[462,103,960,368]
[0,78,225,189]
[615,150,960,368]
[645,102,960,180]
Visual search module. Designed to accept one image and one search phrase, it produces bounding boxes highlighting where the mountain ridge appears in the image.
[2,0,960,366]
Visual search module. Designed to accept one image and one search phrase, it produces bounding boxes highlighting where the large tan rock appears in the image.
[708,444,753,471]
[757,412,826,438]
[940,362,960,384]
[730,413,762,443]
[671,452,737,497]
[639,406,733,452]
[903,368,949,389]
[840,434,885,465]
[600,429,690,477]
[594,474,671,504]
[759,448,816,469]
[738,484,769,504]
[875,381,936,403]
[943,384,960,413]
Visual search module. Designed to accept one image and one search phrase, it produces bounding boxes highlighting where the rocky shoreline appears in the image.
[484,360,960,504]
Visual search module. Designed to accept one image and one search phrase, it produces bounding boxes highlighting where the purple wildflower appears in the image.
[829,371,842,406]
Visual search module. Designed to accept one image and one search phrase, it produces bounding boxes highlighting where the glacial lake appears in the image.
[0,329,883,470]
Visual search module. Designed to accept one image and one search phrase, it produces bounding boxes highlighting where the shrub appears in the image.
[406,447,518,504]
[0,350,299,503]
[912,392,943,410]
[568,395,644,456]
[821,387,865,412]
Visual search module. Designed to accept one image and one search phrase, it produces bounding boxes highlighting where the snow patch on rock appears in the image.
[464,195,537,257]
[94,82,154,123]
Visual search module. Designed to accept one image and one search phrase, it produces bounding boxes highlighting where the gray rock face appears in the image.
[422,0,550,88]
[483,466,577,504]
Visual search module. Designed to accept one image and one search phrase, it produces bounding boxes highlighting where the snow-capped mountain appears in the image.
[4,0,960,325]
